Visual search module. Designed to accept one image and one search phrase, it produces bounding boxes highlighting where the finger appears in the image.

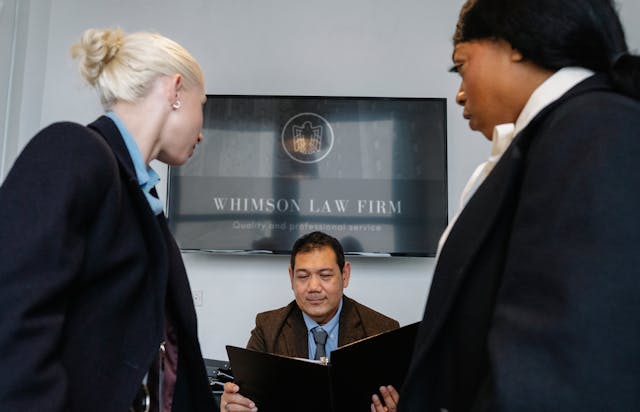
[220,384,237,410]
[220,382,258,412]
[223,382,240,394]
[386,385,400,401]
[380,385,399,410]
[222,399,258,412]
[226,394,258,411]
[371,394,387,412]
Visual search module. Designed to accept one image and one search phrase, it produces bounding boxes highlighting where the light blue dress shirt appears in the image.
[302,298,343,360]
[105,112,163,215]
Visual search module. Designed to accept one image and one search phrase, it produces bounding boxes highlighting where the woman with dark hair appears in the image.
[396,0,640,411]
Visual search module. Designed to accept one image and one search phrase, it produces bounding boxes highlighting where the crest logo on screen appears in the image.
[281,112,334,164]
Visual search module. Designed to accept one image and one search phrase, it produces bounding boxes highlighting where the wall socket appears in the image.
[192,290,203,307]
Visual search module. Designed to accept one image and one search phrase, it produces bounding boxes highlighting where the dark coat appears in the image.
[400,75,640,411]
[0,116,215,411]
[247,295,399,357]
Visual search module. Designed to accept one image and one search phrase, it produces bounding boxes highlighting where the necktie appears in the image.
[312,327,328,360]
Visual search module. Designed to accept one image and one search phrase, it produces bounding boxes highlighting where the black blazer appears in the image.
[246,295,399,358]
[400,75,640,411]
[0,116,215,411]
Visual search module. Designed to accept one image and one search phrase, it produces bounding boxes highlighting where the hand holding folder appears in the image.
[225,321,419,412]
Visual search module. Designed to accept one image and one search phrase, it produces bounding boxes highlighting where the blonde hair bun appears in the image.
[70,27,204,109]
[71,28,124,87]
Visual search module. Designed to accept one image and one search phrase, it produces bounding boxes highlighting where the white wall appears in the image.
[3,0,639,360]
[0,0,14,179]
[0,0,22,180]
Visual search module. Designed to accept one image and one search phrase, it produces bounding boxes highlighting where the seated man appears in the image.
[220,231,399,412]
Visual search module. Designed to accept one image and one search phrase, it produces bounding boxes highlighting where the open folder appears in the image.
[226,321,419,412]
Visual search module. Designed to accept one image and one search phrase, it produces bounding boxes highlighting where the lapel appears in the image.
[416,137,526,350]
[87,116,169,332]
[281,303,311,358]
[157,213,199,339]
[279,297,365,356]
[414,74,615,361]
[89,116,140,184]
[337,296,365,346]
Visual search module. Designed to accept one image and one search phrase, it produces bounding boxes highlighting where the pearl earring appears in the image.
[172,100,182,110]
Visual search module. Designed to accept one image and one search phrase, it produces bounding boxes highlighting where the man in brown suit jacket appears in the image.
[220,231,399,412]
[246,295,399,358]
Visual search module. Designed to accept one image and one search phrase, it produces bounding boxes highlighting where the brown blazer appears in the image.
[246,295,399,358]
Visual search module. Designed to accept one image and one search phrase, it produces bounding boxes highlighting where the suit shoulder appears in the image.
[528,87,640,158]
[8,121,117,183]
[548,82,640,131]
[34,121,108,147]
[346,297,400,331]
[24,121,115,169]
[255,301,297,326]
[248,301,300,353]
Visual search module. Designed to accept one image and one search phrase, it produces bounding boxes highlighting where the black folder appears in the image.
[225,321,419,412]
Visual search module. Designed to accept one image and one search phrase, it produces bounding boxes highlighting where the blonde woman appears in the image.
[0,28,215,412]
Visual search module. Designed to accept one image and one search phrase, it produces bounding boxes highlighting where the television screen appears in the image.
[167,95,447,256]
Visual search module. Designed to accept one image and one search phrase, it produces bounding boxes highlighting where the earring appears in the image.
[172,100,182,110]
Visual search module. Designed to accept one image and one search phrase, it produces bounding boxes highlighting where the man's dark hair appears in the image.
[453,0,640,99]
[290,231,345,272]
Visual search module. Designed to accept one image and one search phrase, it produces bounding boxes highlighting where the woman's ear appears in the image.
[173,73,183,91]
[168,73,183,100]
[169,74,183,107]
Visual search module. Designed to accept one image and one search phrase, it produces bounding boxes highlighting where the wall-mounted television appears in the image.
[167,95,447,257]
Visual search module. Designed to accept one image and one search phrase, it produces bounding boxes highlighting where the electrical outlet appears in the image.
[192,290,203,307]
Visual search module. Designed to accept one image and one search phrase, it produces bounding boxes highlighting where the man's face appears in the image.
[289,246,351,325]
[452,39,524,140]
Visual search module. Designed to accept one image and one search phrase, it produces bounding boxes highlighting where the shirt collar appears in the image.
[105,111,163,214]
[488,123,516,164]
[487,67,595,163]
[302,298,343,336]
[513,66,595,136]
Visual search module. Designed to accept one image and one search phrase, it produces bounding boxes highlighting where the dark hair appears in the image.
[290,231,345,272]
[453,0,640,99]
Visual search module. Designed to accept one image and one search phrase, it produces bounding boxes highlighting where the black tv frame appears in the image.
[167,94,448,257]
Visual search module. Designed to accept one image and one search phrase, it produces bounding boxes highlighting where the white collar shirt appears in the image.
[436,66,595,258]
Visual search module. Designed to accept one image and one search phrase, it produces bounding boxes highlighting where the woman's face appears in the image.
[157,83,206,166]
[451,39,524,140]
